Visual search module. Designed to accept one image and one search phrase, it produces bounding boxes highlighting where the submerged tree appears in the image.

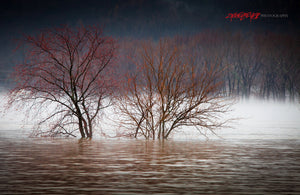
[8,25,117,138]
[116,39,231,139]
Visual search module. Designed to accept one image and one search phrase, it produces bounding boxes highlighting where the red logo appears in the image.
[225,12,261,22]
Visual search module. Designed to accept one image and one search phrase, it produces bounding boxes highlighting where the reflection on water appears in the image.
[0,131,299,194]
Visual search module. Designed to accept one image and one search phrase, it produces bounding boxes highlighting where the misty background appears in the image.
[0,0,299,88]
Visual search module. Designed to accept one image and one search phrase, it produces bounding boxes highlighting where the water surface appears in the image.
[0,130,299,194]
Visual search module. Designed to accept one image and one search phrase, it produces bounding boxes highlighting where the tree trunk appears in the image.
[78,118,86,138]
[82,118,90,137]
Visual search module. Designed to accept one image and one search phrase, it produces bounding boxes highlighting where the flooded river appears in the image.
[0,130,299,194]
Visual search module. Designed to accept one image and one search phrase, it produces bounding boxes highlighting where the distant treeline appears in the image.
[117,30,299,101]
[2,29,299,101]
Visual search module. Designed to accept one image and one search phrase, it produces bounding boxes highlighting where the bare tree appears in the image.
[7,25,117,138]
[115,39,231,139]
[259,32,300,101]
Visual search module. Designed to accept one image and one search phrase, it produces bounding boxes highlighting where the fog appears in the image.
[1,92,299,140]
[219,99,300,140]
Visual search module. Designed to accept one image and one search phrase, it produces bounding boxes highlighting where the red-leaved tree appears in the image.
[8,25,117,138]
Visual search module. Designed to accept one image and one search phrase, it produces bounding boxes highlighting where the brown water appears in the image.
[0,130,299,194]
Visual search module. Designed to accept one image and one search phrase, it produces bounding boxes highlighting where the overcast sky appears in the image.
[0,0,299,85]
[1,0,298,35]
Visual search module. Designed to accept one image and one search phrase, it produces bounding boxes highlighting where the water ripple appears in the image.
[0,136,299,194]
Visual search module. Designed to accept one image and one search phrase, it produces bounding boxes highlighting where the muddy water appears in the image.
[0,131,299,194]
